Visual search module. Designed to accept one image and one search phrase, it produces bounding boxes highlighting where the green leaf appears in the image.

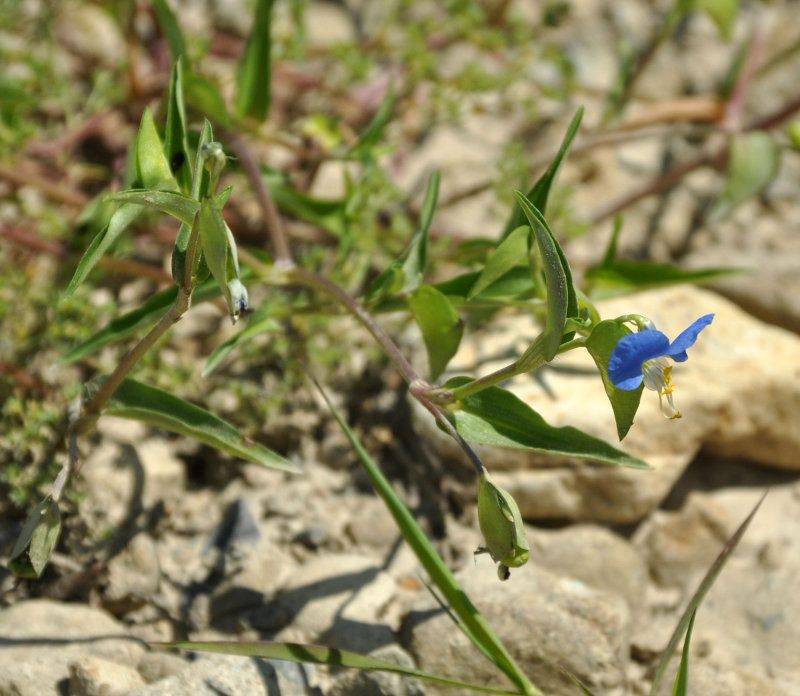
[165,58,192,192]
[408,285,463,381]
[396,169,439,292]
[263,172,348,238]
[309,374,541,696]
[468,226,529,300]
[502,107,583,237]
[585,320,643,440]
[671,610,696,696]
[159,640,524,696]
[203,304,280,376]
[696,0,739,40]
[585,261,741,300]
[351,83,395,159]
[198,197,246,321]
[436,267,537,304]
[152,0,186,63]
[8,495,61,578]
[709,131,780,223]
[135,108,175,189]
[172,119,214,282]
[184,73,231,128]
[65,203,144,295]
[446,377,650,469]
[648,493,765,696]
[60,275,240,365]
[514,191,577,359]
[109,189,200,226]
[236,0,274,122]
[366,171,439,301]
[87,378,297,472]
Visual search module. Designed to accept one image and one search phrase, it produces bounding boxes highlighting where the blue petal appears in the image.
[608,330,670,390]
[665,314,714,362]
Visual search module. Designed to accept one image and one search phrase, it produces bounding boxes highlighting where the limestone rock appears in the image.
[0,599,144,696]
[403,564,629,696]
[634,484,800,696]
[274,554,398,655]
[129,653,313,696]
[69,655,146,696]
[328,644,426,696]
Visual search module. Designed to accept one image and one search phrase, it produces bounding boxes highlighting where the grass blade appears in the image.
[308,371,541,695]
[648,492,766,695]
[158,640,525,696]
[671,610,696,696]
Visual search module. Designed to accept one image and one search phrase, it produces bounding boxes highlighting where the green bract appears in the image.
[477,472,530,581]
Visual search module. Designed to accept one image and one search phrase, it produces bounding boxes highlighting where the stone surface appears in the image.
[637,484,800,696]
[69,655,146,696]
[0,600,144,696]
[403,564,629,696]
[328,644,426,696]
[526,524,648,613]
[129,653,313,696]
[421,285,800,522]
[274,554,398,655]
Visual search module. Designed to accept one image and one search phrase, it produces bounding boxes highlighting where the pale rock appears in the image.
[420,285,800,522]
[526,524,648,612]
[56,4,125,66]
[403,564,629,696]
[346,495,402,549]
[274,553,398,654]
[684,198,800,334]
[104,532,162,614]
[69,655,146,696]
[136,651,191,684]
[634,484,800,696]
[0,600,144,696]
[328,644,425,696]
[653,657,789,696]
[129,652,313,696]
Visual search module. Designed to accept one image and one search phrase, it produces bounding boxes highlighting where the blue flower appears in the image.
[608,314,714,419]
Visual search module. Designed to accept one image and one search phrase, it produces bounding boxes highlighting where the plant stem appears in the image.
[224,129,293,265]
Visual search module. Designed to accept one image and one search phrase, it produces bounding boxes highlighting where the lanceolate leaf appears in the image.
[86,378,297,472]
[109,189,200,226]
[468,226,530,300]
[585,262,740,300]
[165,57,192,192]
[152,0,187,64]
[446,377,650,469]
[401,170,439,292]
[502,107,583,237]
[8,495,61,578]
[135,108,175,189]
[585,320,643,440]
[65,203,144,295]
[709,131,779,223]
[408,285,463,381]
[351,83,395,158]
[60,274,238,365]
[236,0,274,122]
[514,191,577,360]
[203,304,280,376]
[365,171,440,301]
[160,640,524,696]
[172,119,215,282]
